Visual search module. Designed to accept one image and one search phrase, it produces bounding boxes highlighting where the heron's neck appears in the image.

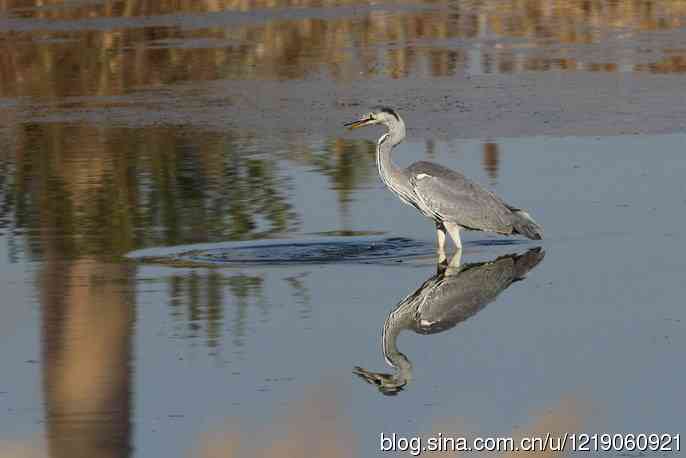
[382,304,414,381]
[377,127,411,199]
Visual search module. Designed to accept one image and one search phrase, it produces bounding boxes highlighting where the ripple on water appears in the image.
[127,237,436,267]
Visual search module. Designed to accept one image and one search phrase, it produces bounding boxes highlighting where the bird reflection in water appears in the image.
[354,248,545,395]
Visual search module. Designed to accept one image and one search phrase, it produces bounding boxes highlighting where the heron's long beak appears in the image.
[344,116,374,130]
[353,366,392,387]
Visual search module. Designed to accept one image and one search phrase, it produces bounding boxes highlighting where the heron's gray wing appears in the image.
[414,249,544,334]
[414,256,517,333]
[407,161,513,233]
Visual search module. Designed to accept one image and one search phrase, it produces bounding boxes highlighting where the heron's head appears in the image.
[344,107,404,131]
[353,366,407,396]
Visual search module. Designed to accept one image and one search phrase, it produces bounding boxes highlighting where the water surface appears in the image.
[1,1,685,457]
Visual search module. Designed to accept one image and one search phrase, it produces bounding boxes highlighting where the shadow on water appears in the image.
[354,247,545,396]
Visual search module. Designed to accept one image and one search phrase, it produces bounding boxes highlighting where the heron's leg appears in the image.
[446,249,462,271]
[444,222,462,251]
[435,222,447,263]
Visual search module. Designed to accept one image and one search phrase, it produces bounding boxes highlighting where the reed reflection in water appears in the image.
[41,257,135,458]
[0,124,305,259]
[2,0,686,103]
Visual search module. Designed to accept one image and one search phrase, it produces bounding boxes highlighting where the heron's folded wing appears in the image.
[408,161,513,233]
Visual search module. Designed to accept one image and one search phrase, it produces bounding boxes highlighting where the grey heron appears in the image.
[353,248,545,395]
[345,107,543,260]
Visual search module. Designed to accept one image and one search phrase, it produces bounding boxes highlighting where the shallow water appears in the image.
[1,1,686,457]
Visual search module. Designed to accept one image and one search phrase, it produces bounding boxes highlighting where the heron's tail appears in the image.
[511,209,543,240]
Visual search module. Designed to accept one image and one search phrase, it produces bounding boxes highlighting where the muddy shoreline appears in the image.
[4,71,686,140]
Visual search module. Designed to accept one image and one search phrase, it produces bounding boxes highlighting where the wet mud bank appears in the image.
[6,72,686,140]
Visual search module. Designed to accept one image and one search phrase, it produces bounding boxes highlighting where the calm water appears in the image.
[1,1,685,457]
